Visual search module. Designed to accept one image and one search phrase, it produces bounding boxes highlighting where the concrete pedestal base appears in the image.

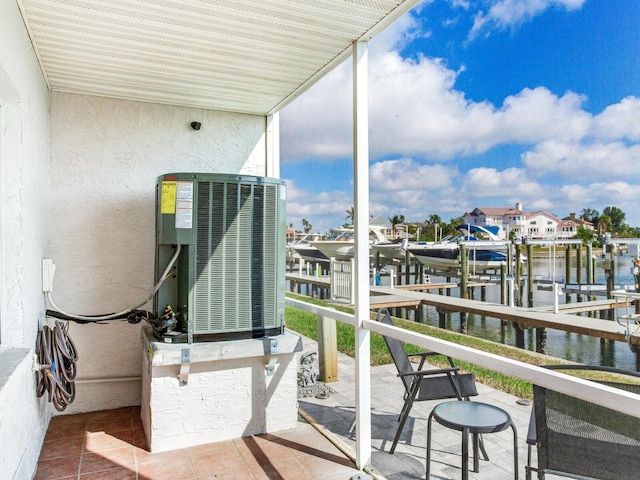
[140,326,302,452]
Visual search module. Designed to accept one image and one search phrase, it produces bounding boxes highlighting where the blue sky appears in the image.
[280,0,640,234]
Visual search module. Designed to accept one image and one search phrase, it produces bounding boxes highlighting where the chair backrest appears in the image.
[375,309,478,400]
[377,309,415,394]
[533,365,640,480]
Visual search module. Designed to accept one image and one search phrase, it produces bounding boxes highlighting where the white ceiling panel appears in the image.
[18,0,419,115]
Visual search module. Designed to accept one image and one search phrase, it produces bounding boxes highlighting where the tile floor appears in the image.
[34,406,362,480]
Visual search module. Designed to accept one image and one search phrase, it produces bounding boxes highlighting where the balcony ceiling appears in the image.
[17,0,417,115]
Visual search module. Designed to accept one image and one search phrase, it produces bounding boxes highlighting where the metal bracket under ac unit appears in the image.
[179,348,190,386]
[265,339,278,376]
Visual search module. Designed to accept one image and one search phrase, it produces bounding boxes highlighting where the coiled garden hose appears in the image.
[35,321,78,412]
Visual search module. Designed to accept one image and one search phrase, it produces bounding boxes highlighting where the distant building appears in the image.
[378,221,407,240]
[463,203,593,240]
[286,228,297,244]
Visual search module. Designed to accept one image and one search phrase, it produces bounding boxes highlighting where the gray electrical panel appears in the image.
[154,173,286,343]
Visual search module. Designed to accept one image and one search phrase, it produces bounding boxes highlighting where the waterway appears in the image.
[289,253,639,369]
[418,254,638,370]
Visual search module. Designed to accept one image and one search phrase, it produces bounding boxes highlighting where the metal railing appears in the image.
[286,296,640,419]
[330,258,354,303]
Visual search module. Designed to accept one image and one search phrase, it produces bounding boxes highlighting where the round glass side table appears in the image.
[426,400,518,480]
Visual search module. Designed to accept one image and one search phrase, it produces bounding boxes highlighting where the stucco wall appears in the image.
[0,0,52,477]
[48,91,267,414]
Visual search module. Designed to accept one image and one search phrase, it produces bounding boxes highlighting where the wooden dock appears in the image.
[286,272,331,288]
[370,286,639,347]
[393,281,494,291]
[286,272,640,348]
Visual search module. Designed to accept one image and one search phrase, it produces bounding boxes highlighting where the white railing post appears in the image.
[330,259,336,300]
[553,282,560,313]
[508,276,515,307]
[350,257,356,305]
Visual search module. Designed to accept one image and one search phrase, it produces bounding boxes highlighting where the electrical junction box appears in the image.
[154,173,286,343]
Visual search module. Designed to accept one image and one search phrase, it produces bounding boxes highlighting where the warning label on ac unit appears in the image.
[160,181,177,214]
[161,180,193,229]
[174,181,193,229]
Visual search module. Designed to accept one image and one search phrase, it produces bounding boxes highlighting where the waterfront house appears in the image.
[463,202,595,240]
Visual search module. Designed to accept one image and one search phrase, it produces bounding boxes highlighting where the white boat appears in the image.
[404,225,516,272]
[370,240,408,262]
[309,225,389,261]
[289,233,329,263]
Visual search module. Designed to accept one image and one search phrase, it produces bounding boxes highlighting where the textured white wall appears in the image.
[48,92,267,414]
[0,0,52,478]
[140,328,300,452]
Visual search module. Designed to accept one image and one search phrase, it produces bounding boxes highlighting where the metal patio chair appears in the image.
[376,309,518,479]
[526,364,640,480]
[376,308,478,453]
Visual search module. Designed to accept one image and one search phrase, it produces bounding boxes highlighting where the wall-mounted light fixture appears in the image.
[190,121,201,130]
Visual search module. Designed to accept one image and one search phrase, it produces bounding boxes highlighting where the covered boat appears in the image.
[404,225,514,272]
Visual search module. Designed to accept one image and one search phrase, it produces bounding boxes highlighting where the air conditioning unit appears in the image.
[154,173,286,343]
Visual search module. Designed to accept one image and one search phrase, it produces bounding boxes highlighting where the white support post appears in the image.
[265,112,280,178]
[352,39,371,471]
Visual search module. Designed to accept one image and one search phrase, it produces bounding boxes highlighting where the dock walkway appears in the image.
[286,272,639,348]
[370,286,639,347]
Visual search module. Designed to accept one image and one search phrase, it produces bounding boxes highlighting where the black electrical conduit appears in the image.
[45,244,181,323]
[36,245,181,410]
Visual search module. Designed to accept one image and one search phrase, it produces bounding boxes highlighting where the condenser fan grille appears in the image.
[193,180,280,335]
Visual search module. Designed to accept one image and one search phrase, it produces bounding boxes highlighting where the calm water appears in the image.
[289,254,639,369]
[417,254,638,370]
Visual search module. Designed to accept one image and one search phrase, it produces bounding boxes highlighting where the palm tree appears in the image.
[597,215,611,235]
[302,218,312,234]
[389,214,405,239]
[443,216,464,238]
[345,206,354,225]
[426,214,442,226]
[425,214,442,241]
[580,208,599,223]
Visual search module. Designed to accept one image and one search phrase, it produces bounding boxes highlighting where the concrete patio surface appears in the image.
[297,333,538,480]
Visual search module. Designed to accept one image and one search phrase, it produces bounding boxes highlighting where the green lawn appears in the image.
[285,293,577,399]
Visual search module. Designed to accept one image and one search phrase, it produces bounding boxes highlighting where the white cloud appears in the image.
[370,55,593,158]
[280,64,353,162]
[560,182,640,218]
[592,96,640,141]
[284,181,354,233]
[284,47,594,163]
[370,158,456,191]
[522,140,640,180]
[371,6,428,55]
[280,3,640,229]
[462,167,543,197]
[469,0,586,40]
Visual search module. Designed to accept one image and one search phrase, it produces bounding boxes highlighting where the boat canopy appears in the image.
[456,224,505,241]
